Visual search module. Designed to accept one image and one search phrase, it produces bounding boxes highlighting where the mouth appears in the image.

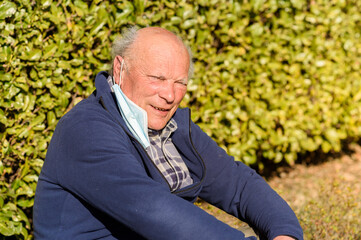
[152,105,170,112]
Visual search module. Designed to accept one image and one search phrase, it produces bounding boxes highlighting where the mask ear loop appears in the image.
[118,59,124,86]
[112,58,125,86]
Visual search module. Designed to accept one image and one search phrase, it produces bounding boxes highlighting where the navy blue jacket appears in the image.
[34,72,303,240]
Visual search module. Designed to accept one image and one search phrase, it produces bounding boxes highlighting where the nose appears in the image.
[158,81,175,103]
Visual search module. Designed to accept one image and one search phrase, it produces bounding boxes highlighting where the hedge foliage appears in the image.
[1,0,361,238]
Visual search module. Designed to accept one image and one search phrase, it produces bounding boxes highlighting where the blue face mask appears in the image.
[112,60,150,149]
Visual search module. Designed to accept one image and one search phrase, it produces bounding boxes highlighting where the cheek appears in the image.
[142,83,159,96]
[132,85,155,103]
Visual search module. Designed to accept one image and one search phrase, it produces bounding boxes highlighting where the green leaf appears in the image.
[181,19,197,30]
[0,1,16,20]
[49,85,60,97]
[89,20,106,36]
[17,197,34,208]
[251,0,265,12]
[42,44,58,59]
[0,196,4,209]
[47,111,56,126]
[325,128,339,144]
[23,174,39,183]
[0,72,11,81]
[4,85,20,99]
[0,221,15,236]
[30,113,46,128]
[0,46,12,62]
[133,0,145,15]
[73,0,88,16]
[0,109,7,125]
[27,49,43,61]
[70,59,83,66]
[321,141,332,153]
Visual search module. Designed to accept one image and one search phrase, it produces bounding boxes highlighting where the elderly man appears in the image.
[34,27,303,240]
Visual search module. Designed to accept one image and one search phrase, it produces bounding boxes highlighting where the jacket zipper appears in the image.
[172,109,207,195]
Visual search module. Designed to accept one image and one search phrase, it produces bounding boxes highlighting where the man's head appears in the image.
[111,27,193,130]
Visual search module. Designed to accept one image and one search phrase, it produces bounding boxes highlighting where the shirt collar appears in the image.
[148,119,177,139]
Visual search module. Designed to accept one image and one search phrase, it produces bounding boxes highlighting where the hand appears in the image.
[273,236,295,240]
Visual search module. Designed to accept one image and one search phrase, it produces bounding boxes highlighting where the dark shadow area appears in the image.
[254,138,360,180]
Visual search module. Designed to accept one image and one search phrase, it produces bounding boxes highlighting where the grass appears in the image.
[298,178,361,240]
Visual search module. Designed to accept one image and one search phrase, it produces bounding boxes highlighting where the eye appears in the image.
[149,75,166,81]
[177,81,187,86]
[176,79,188,86]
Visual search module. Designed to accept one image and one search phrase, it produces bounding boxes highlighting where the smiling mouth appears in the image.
[152,106,170,112]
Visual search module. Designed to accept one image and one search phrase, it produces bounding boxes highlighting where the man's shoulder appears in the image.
[55,95,121,137]
[59,96,99,124]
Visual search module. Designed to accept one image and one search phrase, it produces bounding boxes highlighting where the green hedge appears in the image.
[1,0,361,238]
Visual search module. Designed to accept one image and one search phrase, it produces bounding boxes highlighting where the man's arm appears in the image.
[189,121,303,240]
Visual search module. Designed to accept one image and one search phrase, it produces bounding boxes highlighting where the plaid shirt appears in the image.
[147,119,193,192]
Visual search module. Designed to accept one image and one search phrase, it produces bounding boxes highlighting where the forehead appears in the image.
[131,32,190,78]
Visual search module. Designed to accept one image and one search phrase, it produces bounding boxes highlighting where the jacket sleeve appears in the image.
[52,111,256,240]
[190,122,304,240]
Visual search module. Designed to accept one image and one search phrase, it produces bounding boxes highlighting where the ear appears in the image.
[113,55,124,85]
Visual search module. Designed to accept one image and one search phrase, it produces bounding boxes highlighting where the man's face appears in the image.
[119,34,189,130]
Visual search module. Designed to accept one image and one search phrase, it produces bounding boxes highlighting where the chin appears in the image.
[149,125,165,131]
[148,121,167,130]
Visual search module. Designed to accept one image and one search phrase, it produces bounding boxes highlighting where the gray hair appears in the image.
[109,26,139,76]
[109,26,194,79]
